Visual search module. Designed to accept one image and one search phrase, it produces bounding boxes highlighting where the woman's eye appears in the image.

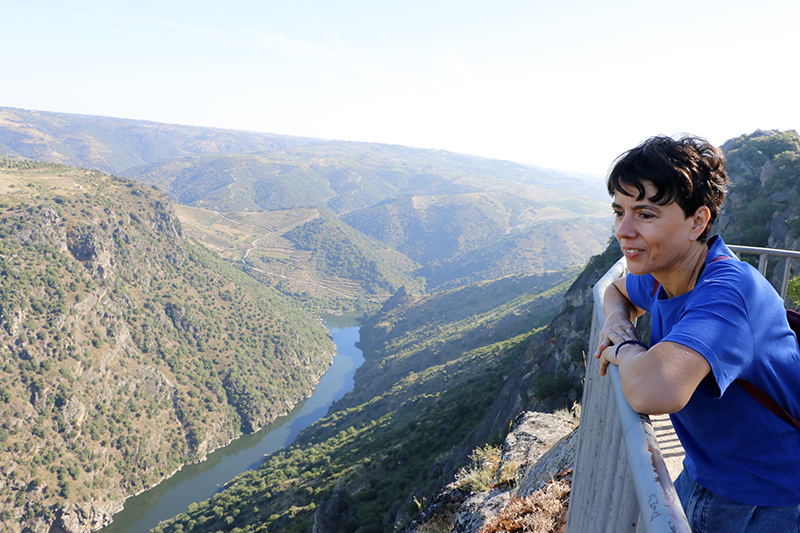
[640,212,654,220]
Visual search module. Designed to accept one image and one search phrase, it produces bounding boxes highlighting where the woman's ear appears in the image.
[691,206,711,239]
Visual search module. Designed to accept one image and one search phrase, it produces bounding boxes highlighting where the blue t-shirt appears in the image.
[626,236,800,506]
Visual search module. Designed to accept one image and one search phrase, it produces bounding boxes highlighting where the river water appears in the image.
[101,314,364,533]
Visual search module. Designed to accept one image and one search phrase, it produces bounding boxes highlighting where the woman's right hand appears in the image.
[593,278,643,363]
[594,311,637,360]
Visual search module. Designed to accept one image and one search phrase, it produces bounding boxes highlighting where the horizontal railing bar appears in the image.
[727,244,799,299]
[727,245,800,260]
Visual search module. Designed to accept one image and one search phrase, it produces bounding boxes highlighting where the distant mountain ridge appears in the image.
[0,107,315,175]
[118,144,611,293]
[0,107,606,201]
[0,107,611,298]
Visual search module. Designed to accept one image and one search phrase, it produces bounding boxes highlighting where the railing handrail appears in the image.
[726,244,800,259]
[567,243,798,532]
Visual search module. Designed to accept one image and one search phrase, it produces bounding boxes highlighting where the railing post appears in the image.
[781,259,792,300]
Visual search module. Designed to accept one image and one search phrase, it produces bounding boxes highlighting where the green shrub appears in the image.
[788,276,800,308]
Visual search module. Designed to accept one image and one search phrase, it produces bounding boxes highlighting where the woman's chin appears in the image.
[625,261,650,277]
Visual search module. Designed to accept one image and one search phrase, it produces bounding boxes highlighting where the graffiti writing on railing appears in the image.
[647,492,661,522]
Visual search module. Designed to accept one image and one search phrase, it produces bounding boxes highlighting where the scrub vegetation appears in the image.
[0,159,333,524]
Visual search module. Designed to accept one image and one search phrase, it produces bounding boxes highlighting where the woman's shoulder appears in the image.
[705,237,763,285]
[701,251,786,317]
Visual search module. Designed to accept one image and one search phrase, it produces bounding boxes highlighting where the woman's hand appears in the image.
[594,278,644,376]
[592,276,710,414]
[594,312,638,375]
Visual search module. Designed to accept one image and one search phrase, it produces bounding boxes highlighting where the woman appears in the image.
[594,135,800,532]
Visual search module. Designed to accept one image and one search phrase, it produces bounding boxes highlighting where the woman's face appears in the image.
[612,180,704,278]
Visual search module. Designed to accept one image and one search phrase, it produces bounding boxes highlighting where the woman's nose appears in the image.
[615,214,636,239]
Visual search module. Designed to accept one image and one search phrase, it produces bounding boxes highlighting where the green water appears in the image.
[100,313,364,533]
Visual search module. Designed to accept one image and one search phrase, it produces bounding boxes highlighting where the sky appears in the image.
[3,0,799,176]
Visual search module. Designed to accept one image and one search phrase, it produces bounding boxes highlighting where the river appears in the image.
[100,313,364,533]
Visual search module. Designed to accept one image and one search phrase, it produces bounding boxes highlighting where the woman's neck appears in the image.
[657,242,710,299]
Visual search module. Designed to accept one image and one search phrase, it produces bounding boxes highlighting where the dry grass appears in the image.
[479,472,571,533]
[452,445,503,493]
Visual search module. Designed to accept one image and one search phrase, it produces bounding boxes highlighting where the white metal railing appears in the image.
[565,258,690,533]
[566,244,799,532]
[728,244,800,300]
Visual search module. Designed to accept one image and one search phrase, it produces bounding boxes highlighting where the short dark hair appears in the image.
[607,135,729,242]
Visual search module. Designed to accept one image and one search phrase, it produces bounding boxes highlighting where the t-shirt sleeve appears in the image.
[625,273,656,313]
[661,281,753,397]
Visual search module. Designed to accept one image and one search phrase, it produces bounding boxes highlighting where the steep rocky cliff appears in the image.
[717,129,800,290]
[0,158,334,533]
[396,240,619,532]
[457,239,620,453]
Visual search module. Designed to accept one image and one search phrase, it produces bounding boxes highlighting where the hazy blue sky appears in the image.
[3,0,799,175]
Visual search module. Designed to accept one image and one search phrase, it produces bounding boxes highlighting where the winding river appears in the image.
[101,314,364,533]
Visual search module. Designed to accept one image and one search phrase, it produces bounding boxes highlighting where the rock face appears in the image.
[51,502,123,533]
[311,490,354,533]
[452,413,577,533]
[393,242,617,533]
[403,411,577,533]
[717,129,800,277]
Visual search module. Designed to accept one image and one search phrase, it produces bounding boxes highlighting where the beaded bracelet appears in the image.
[614,339,649,357]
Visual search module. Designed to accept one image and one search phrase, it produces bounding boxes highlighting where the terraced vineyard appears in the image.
[174,205,415,308]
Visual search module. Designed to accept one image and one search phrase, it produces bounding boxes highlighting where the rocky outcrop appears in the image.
[453,415,577,533]
[717,129,800,288]
[403,411,577,533]
[51,501,123,533]
[311,490,355,533]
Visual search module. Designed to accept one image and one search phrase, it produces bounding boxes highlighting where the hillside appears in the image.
[118,144,610,215]
[149,269,578,533]
[172,204,423,309]
[718,129,800,251]
[412,219,610,291]
[0,159,334,531]
[123,146,610,297]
